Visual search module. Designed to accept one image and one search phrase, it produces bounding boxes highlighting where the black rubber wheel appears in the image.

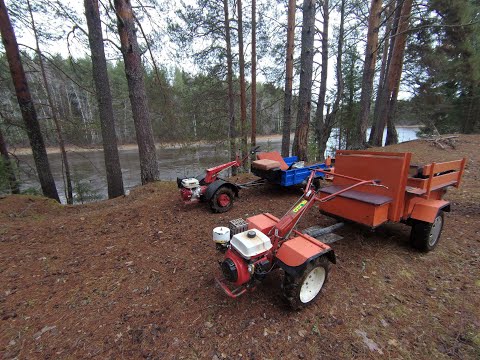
[209,187,235,213]
[312,177,322,191]
[410,211,444,252]
[282,256,330,310]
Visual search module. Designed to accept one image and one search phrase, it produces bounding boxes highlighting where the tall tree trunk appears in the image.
[345,53,356,150]
[27,0,73,204]
[292,0,316,161]
[317,0,345,160]
[369,3,394,146]
[385,85,399,144]
[237,0,247,169]
[281,0,296,157]
[384,0,414,145]
[462,89,478,133]
[114,0,159,184]
[85,0,125,198]
[0,0,59,201]
[353,0,383,149]
[0,126,19,194]
[223,0,236,175]
[372,1,402,146]
[314,0,329,161]
[251,0,257,149]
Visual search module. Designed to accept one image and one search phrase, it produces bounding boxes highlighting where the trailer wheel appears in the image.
[210,187,235,213]
[312,177,322,191]
[410,211,444,252]
[282,256,330,310]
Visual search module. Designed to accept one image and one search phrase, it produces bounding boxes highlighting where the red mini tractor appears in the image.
[177,147,260,213]
[213,151,466,309]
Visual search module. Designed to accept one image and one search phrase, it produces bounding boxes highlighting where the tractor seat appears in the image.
[256,151,289,171]
[252,159,282,171]
[320,185,392,205]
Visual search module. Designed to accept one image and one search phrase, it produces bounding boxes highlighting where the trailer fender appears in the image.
[409,199,450,223]
[275,234,335,277]
[204,180,239,201]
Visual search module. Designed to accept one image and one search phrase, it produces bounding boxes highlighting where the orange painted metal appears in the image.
[421,159,466,198]
[317,151,466,227]
[422,159,464,176]
[252,152,466,272]
[247,213,279,234]
[321,151,411,223]
[408,199,450,223]
[320,196,390,228]
[455,158,466,188]
[216,151,466,300]
[276,233,331,267]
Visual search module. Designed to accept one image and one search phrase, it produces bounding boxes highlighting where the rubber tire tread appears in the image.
[282,256,330,310]
[410,211,444,252]
[209,187,235,213]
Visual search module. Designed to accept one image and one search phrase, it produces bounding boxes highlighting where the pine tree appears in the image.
[292,0,316,161]
[114,0,159,184]
[84,0,125,198]
[0,0,59,201]
[353,0,382,149]
[281,0,296,157]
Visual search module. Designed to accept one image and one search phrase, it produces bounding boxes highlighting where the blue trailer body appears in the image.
[252,155,331,187]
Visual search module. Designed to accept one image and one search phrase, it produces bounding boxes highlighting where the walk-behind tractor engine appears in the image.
[214,220,273,288]
[177,147,260,213]
[179,178,205,203]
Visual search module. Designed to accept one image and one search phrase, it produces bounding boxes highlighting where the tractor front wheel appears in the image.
[210,187,235,213]
[282,256,330,310]
[410,211,444,252]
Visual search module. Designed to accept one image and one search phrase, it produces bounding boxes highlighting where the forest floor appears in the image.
[1,135,479,359]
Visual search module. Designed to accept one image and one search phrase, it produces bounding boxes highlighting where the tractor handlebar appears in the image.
[250,146,261,154]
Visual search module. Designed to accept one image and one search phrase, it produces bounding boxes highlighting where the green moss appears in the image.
[399,269,413,279]
[389,304,408,318]
[472,332,480,347]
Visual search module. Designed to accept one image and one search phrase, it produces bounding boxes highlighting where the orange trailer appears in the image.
[213,151,466,309]
[318,150,466,251]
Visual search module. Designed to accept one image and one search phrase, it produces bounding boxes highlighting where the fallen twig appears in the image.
[425,135,459,150]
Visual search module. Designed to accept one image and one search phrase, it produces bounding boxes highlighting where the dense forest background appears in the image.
[0,54,287,146]
[0,0,478,201]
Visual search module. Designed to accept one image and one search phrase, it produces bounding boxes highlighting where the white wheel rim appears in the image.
[299,266,326,303]
[428,215,443,247]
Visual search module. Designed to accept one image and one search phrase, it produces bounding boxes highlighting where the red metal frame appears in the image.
[215,151,467,301]
[180,150,252,207]
[272,170,381,241]
[216,170,381,297]
[204,151,252,184]
[215,277,251,298]
[217,193,231,207]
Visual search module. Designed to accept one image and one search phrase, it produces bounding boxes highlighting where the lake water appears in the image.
[17,127,420,203]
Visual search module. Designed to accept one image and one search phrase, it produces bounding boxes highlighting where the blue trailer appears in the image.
[250,152,332,187]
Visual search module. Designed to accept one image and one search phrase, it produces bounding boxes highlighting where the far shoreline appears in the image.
[11,125,423,156]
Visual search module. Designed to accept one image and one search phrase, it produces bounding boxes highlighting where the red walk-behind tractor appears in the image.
[213,151,466,309]
[177,147,259,213]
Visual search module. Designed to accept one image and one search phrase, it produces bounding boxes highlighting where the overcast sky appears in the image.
[3,0,396,108]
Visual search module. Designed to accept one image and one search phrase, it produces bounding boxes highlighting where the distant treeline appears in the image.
[0,53,286,147]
